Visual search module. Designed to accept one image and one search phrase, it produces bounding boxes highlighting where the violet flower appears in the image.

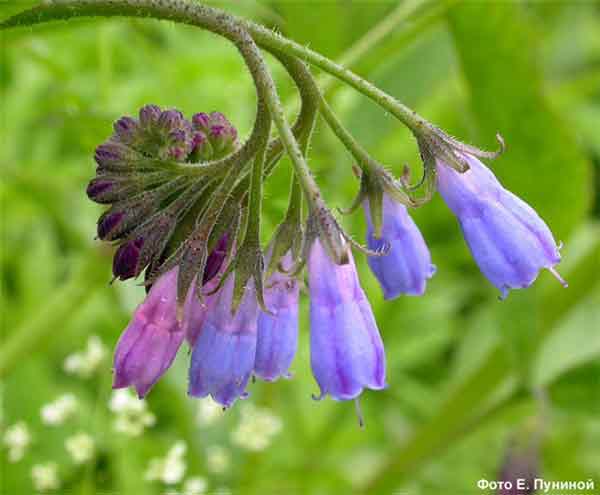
[365,194,435,298]
[254,251,299,382]
[308,239,386,402]
[113,268,184,398]
[188,274,259,408]
[436,154,566,298]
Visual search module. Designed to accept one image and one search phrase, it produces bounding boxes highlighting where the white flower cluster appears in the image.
[31,462,60,492]
[196,397,224,427]
[3,421,31,462]
[182,476,209,495]
[63,335,107,378]
[145,441,187,485]
[40,394,78,426]
[65,432,95,464]
[205,445,231,474]
[109,389,156,436]
[231,403,282,451]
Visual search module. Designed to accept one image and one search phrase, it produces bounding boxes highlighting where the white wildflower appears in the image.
[183,476,208,495]
[31,462,60,492]
[109,389,155,436]
[65,432,95,464]
[196,397,223,427]
[205,445,230,474]
[145,441,187,485]
[230,403,282,451]
[40,394,78,426]
[64,335,107,378]
[3,421,31,462]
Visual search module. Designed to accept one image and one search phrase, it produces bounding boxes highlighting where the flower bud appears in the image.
[86,178,116,203]
[113,238,144,281]
[94,141,142,174]
[113,116,140,146]
[139,104,162,128]
[97,211,125,240]
[192,111,237,158]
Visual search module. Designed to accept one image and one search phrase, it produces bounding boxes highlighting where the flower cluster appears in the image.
[92,106,566,418]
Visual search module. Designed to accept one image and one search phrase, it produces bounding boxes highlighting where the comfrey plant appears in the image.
[2,0,567,418]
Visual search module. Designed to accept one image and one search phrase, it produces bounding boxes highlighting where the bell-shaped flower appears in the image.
[112,268,184,398]
[188,275,259,408]
[254,251,299,382]
[364,194,435,299]
[308,239,386,401]
[436,154,566,298]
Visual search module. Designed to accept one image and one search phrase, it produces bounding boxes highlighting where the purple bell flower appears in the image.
[113,268,184,398]
[182,236,230,347]
[364,195,435,298]
[308,239,386,402]
[255,251,299,382]
[188,275,259,408]
[436,154,566,298]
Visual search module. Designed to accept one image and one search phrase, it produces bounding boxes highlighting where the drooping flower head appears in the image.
[436,154,566,298]
[364,194,435,298]
[308,237,387,402]
[254,250,299,382]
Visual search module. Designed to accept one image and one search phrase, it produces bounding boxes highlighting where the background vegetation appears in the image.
[1,1,599,493]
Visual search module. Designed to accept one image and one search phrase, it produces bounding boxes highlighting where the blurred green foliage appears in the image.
[1,1,599,494]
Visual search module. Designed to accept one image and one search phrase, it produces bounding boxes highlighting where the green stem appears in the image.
[1,0,431,145]
[318,96,379,174]
[243,19,428,135]
[244,126,270,242]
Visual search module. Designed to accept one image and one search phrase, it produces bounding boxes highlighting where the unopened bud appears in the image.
[113,238,145,281]
[139,104,162,128]
[113,116,140,146]
[97,211,125,240]
[192,111,237,158]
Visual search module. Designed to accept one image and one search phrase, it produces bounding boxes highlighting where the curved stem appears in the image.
[243,19,427,135]
[1,0,430,145]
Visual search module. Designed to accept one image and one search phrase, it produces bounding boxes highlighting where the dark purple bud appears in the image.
[203,235,228,284]
[139,104,162,128]
[97,211,125,240]
[94,141,146,174]
[86,178,115,203]
[113,238,145,281]
[113,116,139,145]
